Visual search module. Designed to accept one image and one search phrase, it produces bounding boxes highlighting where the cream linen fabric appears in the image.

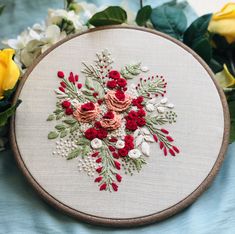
[15,28,224,219]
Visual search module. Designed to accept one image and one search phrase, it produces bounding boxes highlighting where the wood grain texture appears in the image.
[10,26,230,227]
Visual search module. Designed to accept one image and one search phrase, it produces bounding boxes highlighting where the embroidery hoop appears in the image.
[10,26,230,227]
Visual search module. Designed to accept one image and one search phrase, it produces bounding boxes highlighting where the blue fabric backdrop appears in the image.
[0,1,234,233]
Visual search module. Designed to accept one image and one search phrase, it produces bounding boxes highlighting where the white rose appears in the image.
[91,138,102,149]
[146,103,155,112]
[116,140,125,149]
[128,149,141,159]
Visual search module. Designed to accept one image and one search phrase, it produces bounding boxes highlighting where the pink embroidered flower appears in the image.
[100,111,121,130]
[73,102,100,123]
[105,90,132,112]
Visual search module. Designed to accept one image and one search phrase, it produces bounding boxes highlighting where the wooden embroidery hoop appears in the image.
[10,26,230,227]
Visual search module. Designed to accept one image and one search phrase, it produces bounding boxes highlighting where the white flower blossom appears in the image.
[146,103,155,112]
[128,149,141,159]
[116,140,125,149]
[91,138,102,149]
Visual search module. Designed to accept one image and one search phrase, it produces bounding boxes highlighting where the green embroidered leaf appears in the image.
[60,129,68,138]
[47,114,55,121]
[136,5,152,26]
[150,4,187,40]
[89,6,127,27]
[120,63,142,79]
[48,131,59,139]
[55,124,66,131]
[76,138,90,145]
[70,124,79,133]
[85,77,104,97]
[0,100,21,127]
[54,109,63,114]
[67,148,82,160]
[63,119,77,125]
[56,112,64,120]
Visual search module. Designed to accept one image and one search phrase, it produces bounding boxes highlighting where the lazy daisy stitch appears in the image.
[47,49,179,192]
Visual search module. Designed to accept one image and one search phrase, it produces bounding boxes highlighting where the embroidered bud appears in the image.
[57,71,64,78]
[109,137,118,142]
[159,141,164,149]
[68,72,75,83]
[108,146,115,152]
[172,146,180,154]
[163,147,167,156]
[169,148,175,156]
[60,82,66,88]
[59,87,65,92]
[96,158,102,163]
[161,128,169,134]
[153,134,158,142]
[166,136,174,142]
[112,152,119,159]
[94,176,102,182]
[65,108,73,115]
[97,99,103,105]
[112,183,118,192]
[75,75,79,81]
[96,167,102,173]
[116,174,122,182]
[114,160,121,170]
[91,152,99,157]
[100,183,107,191]
[77,83,82,89]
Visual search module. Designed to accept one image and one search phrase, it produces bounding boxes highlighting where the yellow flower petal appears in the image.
[215,64,235,88]
[0,49,20,99]
[208,3,235,43]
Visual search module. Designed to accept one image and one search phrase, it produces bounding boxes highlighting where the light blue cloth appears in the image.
[0,0,234,233]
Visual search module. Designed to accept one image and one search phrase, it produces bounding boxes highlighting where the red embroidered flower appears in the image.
[60,82,66,88]
[117,78,127,87]
[137,109,146,117]
[109,137,118,142]
[108,70,120,80]
[96,158,102,163]
[62,100,71,109]
[107,80,117,89]
[132,96,144,109]
[108,146,116,152]
[116,174,122,182]
[136,117,146,127]
[59,87,65,92]
[112,183,118,191]
[97,99,103,105]
[127,110,138,120]
[103,111,114,119]
[97,128,108,139]
[68,72,75,83]
[65,108,73,115]
[118,148,128,157]
[125,120,138,131]
[124,135,134,143]
[112,152,119,158]
[95,121,102,129]
[81,102,95,111]
[84,128,97,140]
[96,167,103,173]
[92,152,99,157]
[125,142,134,151]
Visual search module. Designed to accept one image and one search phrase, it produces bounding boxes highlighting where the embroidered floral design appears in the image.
[47,49,180,192]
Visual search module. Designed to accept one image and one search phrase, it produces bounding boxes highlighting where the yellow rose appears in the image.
[0,49,20,100]
[208,3,235,43]
[215,64,235,88]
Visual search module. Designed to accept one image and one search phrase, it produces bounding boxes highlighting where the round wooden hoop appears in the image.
[10,26,230,227]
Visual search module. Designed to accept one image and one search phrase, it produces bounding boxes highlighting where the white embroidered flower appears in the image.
[160,97,168,104]
[126,83,138,98]
[116,140,125,149]
[128,149,141,159]
[157,106,165,113]
[91,138,102,149]
[146,103,155,112]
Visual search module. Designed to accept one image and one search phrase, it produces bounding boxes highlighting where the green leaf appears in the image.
[85,77,104,97]
[55,124,66,131]
[183,14,212,47]
[70,124,79,133]
[60,129,68,138]
[67,148,81,160]
[56,112,64,120]
[150,5,187,40]
[89,6,127,27]
[48,131,59,139]
[136,5,152,26]
[120,63,142,79]
[229,101,235,143]
[0,5,5,15]
[191,36,212,63]
[63,118,77,125]
[0,100,21,127]
[47,114,55,121]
